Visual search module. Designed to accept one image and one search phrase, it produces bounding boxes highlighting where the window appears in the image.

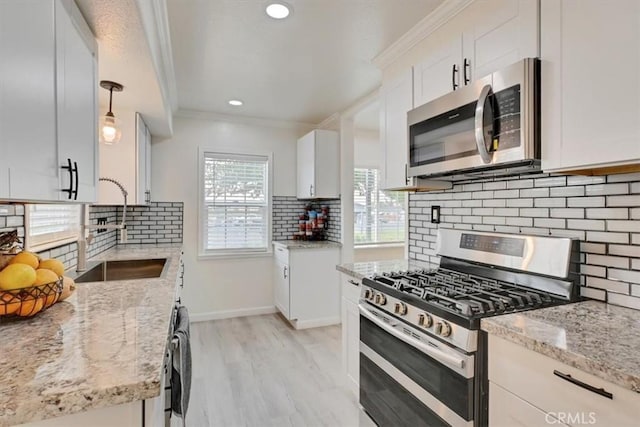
[354,168,405,245]
[200,151,271,256]
[25,204,81,251]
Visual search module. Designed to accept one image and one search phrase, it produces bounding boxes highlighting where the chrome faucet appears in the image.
[76,178,128,272]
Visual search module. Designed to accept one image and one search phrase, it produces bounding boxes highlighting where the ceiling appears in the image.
[167,0,444,124]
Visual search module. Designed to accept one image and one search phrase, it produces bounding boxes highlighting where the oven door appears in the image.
[359,303,475,427]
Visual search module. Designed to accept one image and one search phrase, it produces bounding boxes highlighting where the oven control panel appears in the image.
[360,285,478,353]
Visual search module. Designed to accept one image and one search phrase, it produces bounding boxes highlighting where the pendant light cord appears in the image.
[108,86,114,114]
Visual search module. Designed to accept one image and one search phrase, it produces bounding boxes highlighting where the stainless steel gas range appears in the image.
[358,229,580,427]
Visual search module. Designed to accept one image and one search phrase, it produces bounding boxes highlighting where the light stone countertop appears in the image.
[481,300,640,394]
[336,258,436,280]
[273,240,342,250]
[0,244,183,427]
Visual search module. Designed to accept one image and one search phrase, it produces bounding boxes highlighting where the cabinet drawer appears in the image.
[341,275,361,303]
[490,381,568,427]
[489,335,638,427]
[273,244,289,264]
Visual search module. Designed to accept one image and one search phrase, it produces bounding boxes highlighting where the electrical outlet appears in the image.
[97,218,107,234]
[431,205,441,224]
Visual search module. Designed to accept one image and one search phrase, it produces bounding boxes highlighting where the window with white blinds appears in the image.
[354,168,405,245]
[25,204,81,251]
[200,151,271,256]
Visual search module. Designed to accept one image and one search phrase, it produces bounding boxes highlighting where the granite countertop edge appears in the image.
[481,302,640,394]
[0,244,183,427]
[273,240,342,249]
[336,259,436,280]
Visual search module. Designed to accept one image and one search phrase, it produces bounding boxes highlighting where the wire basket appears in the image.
[0,278,63,318]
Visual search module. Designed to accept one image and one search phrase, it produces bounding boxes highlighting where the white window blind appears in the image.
[201,152,270,255]
[354,168,405,245]
[25,204,81,251]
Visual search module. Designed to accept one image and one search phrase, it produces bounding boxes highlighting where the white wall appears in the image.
[151,114,306,318]
[353,129,380,168]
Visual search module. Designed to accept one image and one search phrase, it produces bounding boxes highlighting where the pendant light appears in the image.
[99,80,124,145]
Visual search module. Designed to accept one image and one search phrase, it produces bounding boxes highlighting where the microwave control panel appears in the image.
[492,84,521,150]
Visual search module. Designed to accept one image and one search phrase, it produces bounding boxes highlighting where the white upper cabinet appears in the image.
[296,129,339,199]
[412,0,539,108]
[0,0,97,203]
[56,0,98,203]
[98,112,152,205]
[541,0,640,173]
[380,68,414,190]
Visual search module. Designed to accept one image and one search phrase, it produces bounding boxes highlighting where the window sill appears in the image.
[197,251,273,261]
[354,243,405,249]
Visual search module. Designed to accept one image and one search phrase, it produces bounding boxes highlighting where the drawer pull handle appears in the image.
[348,279,360,287]
[553,370,613,399]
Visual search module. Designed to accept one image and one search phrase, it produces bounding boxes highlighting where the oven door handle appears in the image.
[359,304,465,370]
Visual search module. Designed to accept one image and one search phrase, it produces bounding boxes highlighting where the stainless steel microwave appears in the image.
[407,58,540,180]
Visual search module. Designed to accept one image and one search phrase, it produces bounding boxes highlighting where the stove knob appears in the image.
[418,313,433,328]
[374,293,387,305]
[363,289,373,300]
[394,302,407,316]
[437,321,452,338]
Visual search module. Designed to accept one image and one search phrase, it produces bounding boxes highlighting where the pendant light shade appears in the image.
[99,80,124,145]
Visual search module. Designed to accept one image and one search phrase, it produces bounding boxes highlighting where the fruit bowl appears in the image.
[0,277,63,318]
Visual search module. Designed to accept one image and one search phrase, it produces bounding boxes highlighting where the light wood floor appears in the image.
[188,314,375,427]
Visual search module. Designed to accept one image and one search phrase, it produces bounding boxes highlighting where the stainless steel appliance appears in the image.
[407,58,540,180]
[358,229,579,427]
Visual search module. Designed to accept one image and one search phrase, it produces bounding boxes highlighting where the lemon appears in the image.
[38,259,65,277]
[34,268,59,286]
[0,263,37,291]
[9,251,40,269]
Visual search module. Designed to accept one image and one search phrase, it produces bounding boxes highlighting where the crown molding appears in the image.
[136,0,178,134]
[175,109,317,132]
[316,113,341,130]
[372,0,475,71]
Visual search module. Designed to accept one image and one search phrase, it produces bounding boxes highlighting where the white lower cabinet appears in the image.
[341,274,361,398]
[272,243,341,329]
[488,335,638,427]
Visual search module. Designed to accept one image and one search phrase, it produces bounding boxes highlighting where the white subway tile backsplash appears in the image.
[607,195,640,207]
[566,219,605,231]
[550,208,584,219]
[608,269,640,285]
[408,172,640,310]
[586,208,629,219]
[587,277,629,294]
[607,220,640,233]
[585,183,629,196]
[567,197,606,208]
[472,191,494,199]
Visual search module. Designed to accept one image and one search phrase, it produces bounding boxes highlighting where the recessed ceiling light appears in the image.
[228,99,243,106]
[266,3,290,19]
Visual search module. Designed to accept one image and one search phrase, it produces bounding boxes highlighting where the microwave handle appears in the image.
[474,84,493,164]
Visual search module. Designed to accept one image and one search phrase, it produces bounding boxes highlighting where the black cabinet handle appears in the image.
[348,279,360,287]
[463,58,470,85]
[72,161,79,200]
[61,158,73,199]
[553,370,613,399]
[452,64,459,90]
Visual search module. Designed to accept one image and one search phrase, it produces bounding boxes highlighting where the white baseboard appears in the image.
[190,306,277,322]
[293,316,342,330]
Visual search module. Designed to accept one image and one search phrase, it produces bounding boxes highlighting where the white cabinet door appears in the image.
[463,0,539,82]
[380,68,413,190]
[136,113,151,205]
[0,0,59,201]
[296,131,315,199]
[341,297,360,398]
[489,382,567,427]
[413,33,463,106]
[55,0,98,203]
[541,0,640,172]
[296,130,339,199]
[274,258,290,319]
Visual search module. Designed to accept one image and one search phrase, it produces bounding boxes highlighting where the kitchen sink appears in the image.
[75,258,168,283]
